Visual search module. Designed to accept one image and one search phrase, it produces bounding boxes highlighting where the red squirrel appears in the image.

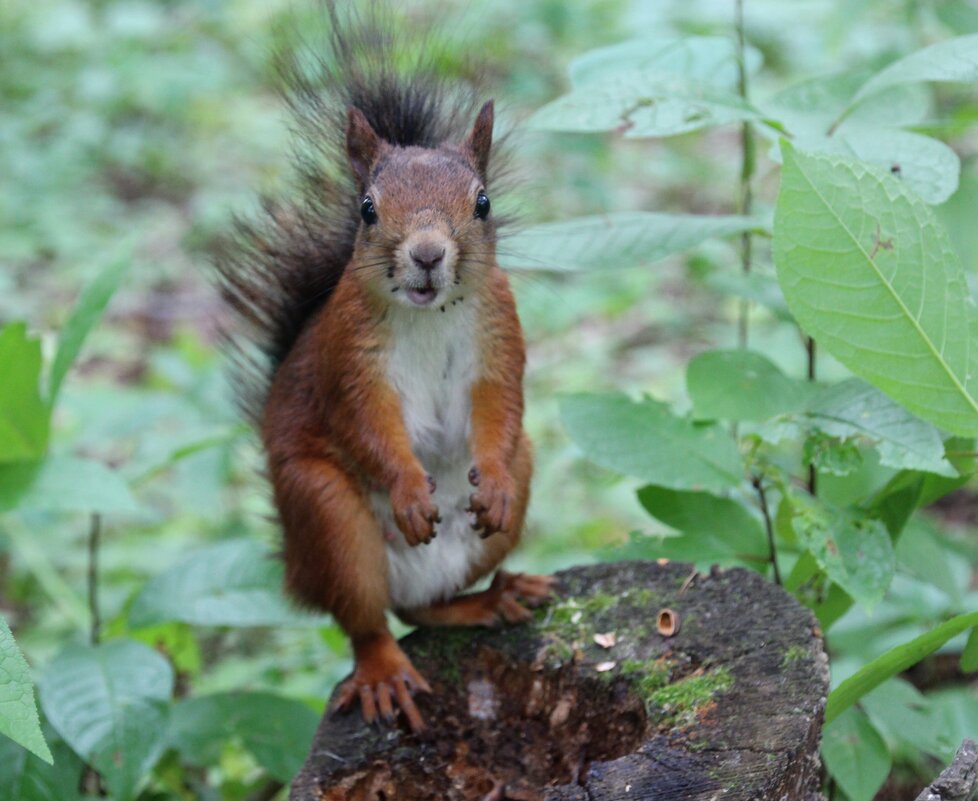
[215,5,552,732]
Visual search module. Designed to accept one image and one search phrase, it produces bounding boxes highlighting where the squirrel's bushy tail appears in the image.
[213,2,489,423]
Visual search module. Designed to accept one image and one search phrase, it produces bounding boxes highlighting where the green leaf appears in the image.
[789,493,894,610]
[636,486,769,566]
[825,608,978,723]
[129,539,320,628]
[686,349,812,422]
[168,692,318,782]
[928,688,978,750]
[773,142,978,437]
[822,708,891,801]
[766,71,931,135]
[0,731,84,801]
[568,36,762,90]
[961,628,978,673]
[0,325,49,464]
[500,213,762,272]
[560,393,742,494]
[785,126,960,206]
[764,74,958,204]
[49,258,130,403]
[0,617,51,763]
[895,518,962,603]
[853,34,978,104]
[705,271,793,322]
[803,432,863,477]
[0,455,139,515]
[802,379,955,477]
[40,641,173,801]
[529,73,761,137]
[862,678,960,761]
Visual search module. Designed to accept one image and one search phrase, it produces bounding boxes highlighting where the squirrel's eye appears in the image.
[360,197,378,225]
[474,190,490,220]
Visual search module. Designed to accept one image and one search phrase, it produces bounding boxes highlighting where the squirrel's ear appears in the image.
[464,99,494,178]
[346,107,381,189]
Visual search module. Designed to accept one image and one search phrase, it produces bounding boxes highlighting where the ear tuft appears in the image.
[346,107,381,189]
[464,99,494,179]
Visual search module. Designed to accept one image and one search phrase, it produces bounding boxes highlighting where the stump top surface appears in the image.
[292,561,829,801]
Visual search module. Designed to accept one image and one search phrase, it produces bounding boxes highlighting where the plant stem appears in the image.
[752,477,782,585]
[806,336,817,495]
[87,513,102,646]
[735,0,755,348]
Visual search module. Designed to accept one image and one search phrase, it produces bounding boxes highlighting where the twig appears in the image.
[87,513,102,646]
[915,739,978,801]
[735,0,755,348]
[752,477,782,585]
[806,337,817,496]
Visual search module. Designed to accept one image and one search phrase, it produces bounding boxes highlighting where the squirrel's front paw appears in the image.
[391,473,440,546]
[467,464,515,538]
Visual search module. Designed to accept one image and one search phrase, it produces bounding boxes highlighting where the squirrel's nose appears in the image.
[409,242,446,272]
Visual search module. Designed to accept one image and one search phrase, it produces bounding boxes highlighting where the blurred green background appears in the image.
[2,0,978,799]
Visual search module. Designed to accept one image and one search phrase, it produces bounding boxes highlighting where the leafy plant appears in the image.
[2,1,977,800]
[523,17,978,801]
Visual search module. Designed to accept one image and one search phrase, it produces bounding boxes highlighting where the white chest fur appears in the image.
[383,300,478,463]
[373,300,487,611]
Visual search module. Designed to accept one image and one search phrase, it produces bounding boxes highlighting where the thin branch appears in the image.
[735,0,756,348]
[806,337,818,496]
[87,513,102,646]
[752,477,782,585]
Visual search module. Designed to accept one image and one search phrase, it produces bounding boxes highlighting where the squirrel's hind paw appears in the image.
[332,636,432,732]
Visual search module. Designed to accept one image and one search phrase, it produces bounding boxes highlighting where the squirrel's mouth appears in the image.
[405,284,439,306]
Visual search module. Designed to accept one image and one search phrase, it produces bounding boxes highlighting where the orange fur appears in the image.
[261,105,538,731]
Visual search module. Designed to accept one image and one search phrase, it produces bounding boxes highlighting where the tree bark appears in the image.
[291,561,829,801]
[915,740,978,801]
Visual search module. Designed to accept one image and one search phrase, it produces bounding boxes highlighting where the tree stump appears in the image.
[291,561,829,801]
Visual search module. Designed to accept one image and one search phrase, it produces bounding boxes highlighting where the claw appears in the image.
[333,635,431,733]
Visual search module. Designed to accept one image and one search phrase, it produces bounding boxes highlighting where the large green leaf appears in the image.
[0,732,83,801]
[529,74,760,138]
[168,692,318,782]
[789,493,894,610]
[636,486,769,567]
[773,142,978,437]
[765,71,931,135]
[0,617,51,763]
[763,73,958,204]
[822,708,891,801]
[862,678,959,761]
[568,35,762,90]
[49,257,130,403]
[500,213,762,272]
[40,641,173,801]
[760,379,956,477]
[560,393,742,494]
[0,325,49,464]
[709,359,955,476]
[853,34,978,104]
[0,455,139,515]
[810,127,958,205]
[825,608,978,723]
[686,349,812,423]
[129,539,319,628]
